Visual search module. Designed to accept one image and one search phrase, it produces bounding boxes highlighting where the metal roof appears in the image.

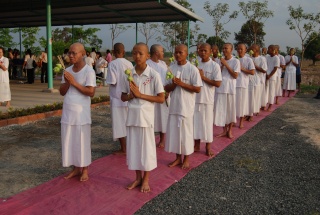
[0,0,204,28]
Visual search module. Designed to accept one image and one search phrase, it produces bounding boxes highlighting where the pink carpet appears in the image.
[0,96,293,215]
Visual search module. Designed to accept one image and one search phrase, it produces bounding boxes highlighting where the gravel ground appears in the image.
[0,95,319,214]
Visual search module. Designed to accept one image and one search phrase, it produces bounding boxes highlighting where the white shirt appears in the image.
[213,57,221,66]
[61,64,96,125]
[90,52,96,62]
[24,54,35,69]
[168,61,202,117]
[266,55,280,81]
[252,55,267,85]
[237,56,255,88]
[196,59,222,104]
[146,59,168,85]
[85,57,94,67]
[121,65,164,127]
[216,57,240,95]
[106,58,133,107]
[285,55,298,74]
[277,54,285,77]
[0,56,9,83]
[95,57,107,74]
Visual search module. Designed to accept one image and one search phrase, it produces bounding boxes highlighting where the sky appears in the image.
[11,0,320,53]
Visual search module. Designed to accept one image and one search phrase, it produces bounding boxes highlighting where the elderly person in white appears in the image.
[214,43,240,139]
[59,43,96,182]
[165,44,202,170]
[146,44,169,148]
[0,47,10,107]
[194,43,221,157]
[95,51,107,78]
[265,45,280,111]
[283,48,299,97]
[250,44,267,117]
[106,43,133,155]
[274,45,286,104]
[236,44,255,129]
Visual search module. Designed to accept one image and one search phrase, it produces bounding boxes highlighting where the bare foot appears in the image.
[113,150,126,155]
[239,124,244,129]
[181,159,189,169]
[227,132,234,139]
[248,116,253,122]
[157,142,165,148]
[64,168,81,180]
[168,158,182,167]
[80,171,89,182]
[5,102,10,108]
[267,108,272,112]
[194,142,200,152]
[215,131,227,137]
[126,179,142,190]
[140,181,151,193]
[205,145,214,157]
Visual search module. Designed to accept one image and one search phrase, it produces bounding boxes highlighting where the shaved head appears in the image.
[133,42,149,53]
[150,44,162,56]
[200,43,211,49]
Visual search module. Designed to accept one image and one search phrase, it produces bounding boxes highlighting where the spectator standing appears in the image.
[0,47,11,107]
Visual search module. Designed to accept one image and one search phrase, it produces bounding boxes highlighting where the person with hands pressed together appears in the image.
[194,43,221,157]
[121,43,165,193]
[164,44,202,169]
[59,43,96,182]
[0,47,11,107]
[214,43,240,139]
[283,48,298,97]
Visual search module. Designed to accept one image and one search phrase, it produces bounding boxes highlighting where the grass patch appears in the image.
[300,84,319,94]
[236,157,262,172]
[0,95,109,120]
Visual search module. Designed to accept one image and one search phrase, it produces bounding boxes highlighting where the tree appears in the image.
[304,33,320,65]
[13,27,41,54]
[0,28,16,49]
[206,36,225,50]
[238,0,273,44]
[89,35,103,50]
[234,20,265,47]
[203,2,238,40]
[109,24,131,48]
[137,23,159,45]
[286,5,320,68]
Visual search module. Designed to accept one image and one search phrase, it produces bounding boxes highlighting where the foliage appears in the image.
[13,27,41,55]
[109,24,132,48]
[238,0,273,44]
[286,5,320,68]
[203,2,238,40]
[0,28,17,49]
[0,96,109,120]
[206,36,225,50]
[304,33,320,65]
[89,35,103,50]
[300,84,319,94]
[137,23,159,45]
[234,20,265,47]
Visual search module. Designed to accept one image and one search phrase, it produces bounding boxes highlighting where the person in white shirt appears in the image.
[146,44,169,148]
[121,43,165,193]
[194,43,221,157]
[39,48,48,83]
[274,45,286,104]
[59,43,96,182]
[261,47,268,109]
[165,44,202,169]
[214,43,240,139]
[211,44,221,66]
[0,47,11,107]
[283,48,299,97]
[250,44,267,118]
[95,52,107,78]
[236,44,255,128]
[265,45,280,111]
[85,51,94,68]
[106,43,133,155]
[90,48,96,63]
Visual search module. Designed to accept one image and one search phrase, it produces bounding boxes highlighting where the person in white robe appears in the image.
[121,43,165,193]
[214,43,240,139]
[274,45,286,104]
[0,47,11,107]
[236,44,255,128]
[283,48,299,97]
[194,43,221,157]
[146,44,169,148]
[165,44,202,170]
[60,43,96,182]
[106,43,133,155]
[265,45,280,111]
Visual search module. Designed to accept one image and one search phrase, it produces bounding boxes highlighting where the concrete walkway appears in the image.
[0,79,109,113]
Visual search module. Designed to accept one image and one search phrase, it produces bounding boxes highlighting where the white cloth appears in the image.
[194,103,214,143]
[196,59,222,105]
[111,105,127,140]
[275,75,282,96]
[237,56,255,88]
[61,123,91,167]
[126,126,157,171]
[261,83,267,108]
[90,52,96,62]
[24,54,36,69]
[248,84,255,116]
[236,87,249,117]
[95,57,107,74]
[85,57,94,67]
[253,85,261,113]
[266,55,280,81]
[168,61,202,117]
[213,57,221,66]
[283,55,298,90]
[165,115,194,155]
[266,80,276,104]
[0,56,10,102]
[106,58,133,107]
[216,57,240,95]
[277,54,285,77]
[214,93,237,126]
[121,65,164,128]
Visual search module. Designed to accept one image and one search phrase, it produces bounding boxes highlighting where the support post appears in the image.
[187,20,190,60]
[136,23,138,44]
